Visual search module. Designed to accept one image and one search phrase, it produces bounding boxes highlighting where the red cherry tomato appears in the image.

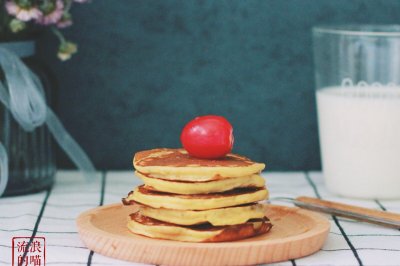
[180,115,234,159]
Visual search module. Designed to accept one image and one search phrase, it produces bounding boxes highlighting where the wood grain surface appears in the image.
[76,203,330,266]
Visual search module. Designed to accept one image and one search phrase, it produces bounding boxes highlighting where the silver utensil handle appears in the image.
[293,196,400,229]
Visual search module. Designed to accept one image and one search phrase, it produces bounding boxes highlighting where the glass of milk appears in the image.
[313,25,400,199]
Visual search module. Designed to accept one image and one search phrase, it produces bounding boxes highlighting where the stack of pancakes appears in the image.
[122,148,272,242]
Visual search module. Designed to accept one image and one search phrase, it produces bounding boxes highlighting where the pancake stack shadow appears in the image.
[122,148,272,242]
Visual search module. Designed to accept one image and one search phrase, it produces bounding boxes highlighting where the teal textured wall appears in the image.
[38,0,400,170]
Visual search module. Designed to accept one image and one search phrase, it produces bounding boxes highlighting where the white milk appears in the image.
[316,86,400,199]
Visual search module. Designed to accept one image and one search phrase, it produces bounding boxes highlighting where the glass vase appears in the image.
[0,40,56,196]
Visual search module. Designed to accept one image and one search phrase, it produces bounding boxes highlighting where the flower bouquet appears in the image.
[0,0,89,60]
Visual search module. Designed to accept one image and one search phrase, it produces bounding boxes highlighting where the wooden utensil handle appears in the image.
[294,196,400,229]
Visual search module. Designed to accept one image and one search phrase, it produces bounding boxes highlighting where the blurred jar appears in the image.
[0,40,56,196]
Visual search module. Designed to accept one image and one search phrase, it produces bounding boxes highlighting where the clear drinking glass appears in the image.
[313,25,400,199]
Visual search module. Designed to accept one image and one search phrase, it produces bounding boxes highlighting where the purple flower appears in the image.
[57,13,73,28]
[5,1,42,22]
[57,18,73,28]
[36,0,64,25]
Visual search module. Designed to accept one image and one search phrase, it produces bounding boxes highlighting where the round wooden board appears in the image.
[76,203,330,266]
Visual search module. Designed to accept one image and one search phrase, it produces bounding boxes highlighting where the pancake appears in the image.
[133,148,265,181]
[123,185,268,210]
[136,202,267,226]
[136,171,265,194]
[128,212,272,242]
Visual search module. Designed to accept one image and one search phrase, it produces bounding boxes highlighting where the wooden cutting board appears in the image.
[76,204,330,266]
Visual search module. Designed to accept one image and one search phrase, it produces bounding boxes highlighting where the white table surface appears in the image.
[0,171,399,266]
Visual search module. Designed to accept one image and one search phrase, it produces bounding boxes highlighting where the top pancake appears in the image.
[133,148,265,181]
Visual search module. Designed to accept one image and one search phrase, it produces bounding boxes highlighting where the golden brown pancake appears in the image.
[132,202,267,226]
[127,212,272,242]
[136,171,265,194]
[126,148,271,242]
[123,185,268,210]
[133,148,265,181]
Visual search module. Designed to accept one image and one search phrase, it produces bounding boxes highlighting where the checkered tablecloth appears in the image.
[0,171,399,266]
